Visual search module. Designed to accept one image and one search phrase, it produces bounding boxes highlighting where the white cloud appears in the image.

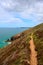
[8,18,23,23]
[19,2,43,23]
[20,7,34,19]
[0,0,43,23]
[0,6,23,23]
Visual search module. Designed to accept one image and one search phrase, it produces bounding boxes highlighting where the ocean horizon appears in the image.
[0,27,29,48]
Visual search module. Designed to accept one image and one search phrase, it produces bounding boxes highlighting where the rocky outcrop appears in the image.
[6,32,25,42]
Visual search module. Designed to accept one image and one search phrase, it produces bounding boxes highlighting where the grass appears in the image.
[33,30,43,65]
[0,23,43,65]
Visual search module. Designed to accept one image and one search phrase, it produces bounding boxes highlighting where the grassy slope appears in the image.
[31,23,43,65]
[0,32,30,65]
[33,30,43,65]
[0,23,43,65]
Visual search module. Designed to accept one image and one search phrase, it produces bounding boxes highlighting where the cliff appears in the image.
[0,23,43,65]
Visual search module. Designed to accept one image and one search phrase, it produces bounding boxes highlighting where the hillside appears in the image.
[0,23,43,65]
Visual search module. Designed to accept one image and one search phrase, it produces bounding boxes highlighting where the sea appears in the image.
[0,28,29,48]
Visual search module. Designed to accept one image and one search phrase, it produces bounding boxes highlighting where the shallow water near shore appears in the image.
[0,28,29,48]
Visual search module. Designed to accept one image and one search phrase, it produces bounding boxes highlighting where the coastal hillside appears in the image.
[0,23,43,65]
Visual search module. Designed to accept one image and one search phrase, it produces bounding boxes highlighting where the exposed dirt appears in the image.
[29,34,38,65]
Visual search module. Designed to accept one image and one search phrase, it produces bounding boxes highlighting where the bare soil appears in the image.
[29,34,38,65]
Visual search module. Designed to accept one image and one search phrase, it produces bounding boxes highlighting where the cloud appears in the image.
[19,2,43,22]
[0,5,23,23]
[8,18,23,23]
[0,0,43,12]
[0,0,43,23]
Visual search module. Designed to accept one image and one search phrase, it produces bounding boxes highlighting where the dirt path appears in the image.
[29,33,38,65]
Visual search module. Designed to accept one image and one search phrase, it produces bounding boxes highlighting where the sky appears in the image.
[0,0,43,27]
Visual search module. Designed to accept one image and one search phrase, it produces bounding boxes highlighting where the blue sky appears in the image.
[0,0,43,27]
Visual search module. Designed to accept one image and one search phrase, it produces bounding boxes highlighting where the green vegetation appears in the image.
[33,30,43,65]
[0,23,43,65]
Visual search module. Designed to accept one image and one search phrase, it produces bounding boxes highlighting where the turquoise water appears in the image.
[0,28,28,48]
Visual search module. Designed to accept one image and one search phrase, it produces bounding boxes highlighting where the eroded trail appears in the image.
[29,34,38,65]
